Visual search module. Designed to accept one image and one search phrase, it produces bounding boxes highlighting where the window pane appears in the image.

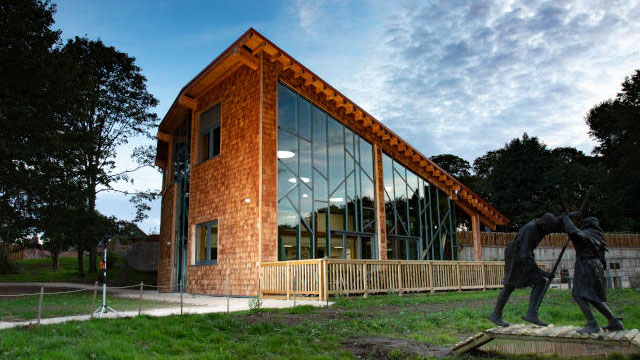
[398,239,408,260]
[382,153,393,199]
[345,236,357,259]
[361,237,373,259]
[278,167,296,201]
[197,226,207,263]
[312,106,327,176]
[299,139,312,183]
[408,240,418,260]
[201,103,220,130]
[330,234,343,259]
[327,117,344,194]
[313,169,327,201]
[278,129,298,174]
[278,200,298,261]
[359,140,373,179]
[212,126,220,157]
[314,201,328,258]
[200,133,210,162]
[278,84,297,134]
[387,238,396,259]
[210,222,218,261]
[300,226,312,260]
[299,97,311,140]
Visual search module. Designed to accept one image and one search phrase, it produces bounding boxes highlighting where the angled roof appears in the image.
[156,28,508,229]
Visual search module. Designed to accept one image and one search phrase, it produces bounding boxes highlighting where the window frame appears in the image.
[198,102,221,163]
[195,219,218,265]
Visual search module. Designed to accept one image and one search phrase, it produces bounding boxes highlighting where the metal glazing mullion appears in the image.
[390,159,397,259]
[325,113,330,258]
[296,96,301,260]
[428,184,435,260]
[436,188,443,260]
[309,99,315,259]
[404,167,410,259]
[448,198,455,260]
[417,179,424,259]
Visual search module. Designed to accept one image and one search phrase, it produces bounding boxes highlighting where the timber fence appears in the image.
[457,231,640,248]
[260,259,526,302]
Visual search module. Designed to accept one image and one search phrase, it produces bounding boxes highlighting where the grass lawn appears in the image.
[0,255,156,286]
[0,287,177,321]
[1,288,638,359]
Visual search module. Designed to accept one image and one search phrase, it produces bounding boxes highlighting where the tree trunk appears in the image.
[89,246,97,273]
[77,248,85,278]
[52,250,60,270]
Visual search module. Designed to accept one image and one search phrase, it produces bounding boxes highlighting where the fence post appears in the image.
[226,269,230,314]
[324,259,329,306]
[363,262,368,299]
[397,262,403,296]
[481,263,487,291]
[293,274,297,307]
[286,263,291,300]
[456,263,462,292]
[37,287,44,325]
[91,281,98,318]
[180,279,183,315]
[138,281,143,316]
[429,262,434,293]
[317,260,323,301]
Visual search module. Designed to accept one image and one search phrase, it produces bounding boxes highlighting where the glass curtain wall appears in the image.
[277,83,376,260]
[382,153,457,260]
[172,116,191,291]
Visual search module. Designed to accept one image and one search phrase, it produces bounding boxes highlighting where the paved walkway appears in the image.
[0,282,330,330]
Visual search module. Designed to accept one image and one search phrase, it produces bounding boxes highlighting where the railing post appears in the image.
[317,259,323,301]
[292,274,297,307]
[429,262,434,293]
[397,261,403,296]
[323,259,329,305]
[363,262,368,298]
[481,262,487,291]
[456,263,462,292]
[138,281,144,316]
[286,263,291,300]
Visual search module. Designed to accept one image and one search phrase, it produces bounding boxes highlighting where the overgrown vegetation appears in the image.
[1,289,637,359]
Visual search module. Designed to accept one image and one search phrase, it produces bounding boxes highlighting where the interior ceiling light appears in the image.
[329,197,344,203]
[277,150,295,159]
[300,177,310,183]
[288,178,297,183]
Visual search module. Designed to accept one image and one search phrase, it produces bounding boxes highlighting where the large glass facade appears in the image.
[277,83,376,260]
[172,116,190,290]
[382,153,457,260]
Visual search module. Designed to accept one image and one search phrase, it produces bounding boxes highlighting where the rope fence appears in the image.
[0,282,179,325]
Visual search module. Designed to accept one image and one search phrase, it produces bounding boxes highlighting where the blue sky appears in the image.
[52,0,640,233]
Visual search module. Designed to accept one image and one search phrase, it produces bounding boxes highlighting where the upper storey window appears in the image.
[199,103,221,162]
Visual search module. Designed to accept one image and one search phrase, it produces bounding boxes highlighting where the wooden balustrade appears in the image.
[260,259,534,301]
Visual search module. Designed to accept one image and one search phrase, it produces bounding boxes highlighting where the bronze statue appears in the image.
[563,215,624,333]
[489,213,562,327]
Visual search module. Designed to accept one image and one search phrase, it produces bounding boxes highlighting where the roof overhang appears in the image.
[156,28,509,229]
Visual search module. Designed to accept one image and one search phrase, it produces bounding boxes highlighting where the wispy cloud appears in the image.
[339,0,640,161]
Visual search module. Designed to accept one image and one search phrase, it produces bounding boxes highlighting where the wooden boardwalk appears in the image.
[452,324,640,357]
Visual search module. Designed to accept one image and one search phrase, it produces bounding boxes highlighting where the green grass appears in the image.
[1,289,638,359]
[0,290,176,321]
[0,254,156,286]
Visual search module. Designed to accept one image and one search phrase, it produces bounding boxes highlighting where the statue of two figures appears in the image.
[488,212,625,334]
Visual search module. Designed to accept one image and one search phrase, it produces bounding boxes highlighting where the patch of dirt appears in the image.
[342,336,451,359]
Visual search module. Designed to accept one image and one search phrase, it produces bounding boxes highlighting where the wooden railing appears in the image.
[458,231,640,248]
[260,259,519,301]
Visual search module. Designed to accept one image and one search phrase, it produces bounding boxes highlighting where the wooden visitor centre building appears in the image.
[155,29,508,298]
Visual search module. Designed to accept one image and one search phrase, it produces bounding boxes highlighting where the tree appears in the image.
[58,37,159,275]
[0,0,62,268]
[430,154,471,179]
[585,70,640,231]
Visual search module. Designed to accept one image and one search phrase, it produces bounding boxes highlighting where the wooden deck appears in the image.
[452,324,640,357]
[260,259,521,301]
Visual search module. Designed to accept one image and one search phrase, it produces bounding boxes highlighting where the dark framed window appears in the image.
[199,103,221,162]
[196,220,218,265]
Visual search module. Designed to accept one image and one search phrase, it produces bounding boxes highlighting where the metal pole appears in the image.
[37,287,44,325]
[91,281,98,319]
[138,281,143,316]
[180,279,183,315]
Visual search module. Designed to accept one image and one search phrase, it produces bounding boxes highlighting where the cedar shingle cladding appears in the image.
[156,28,507,295]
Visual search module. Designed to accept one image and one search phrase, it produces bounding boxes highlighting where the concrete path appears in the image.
[0,282,331,330]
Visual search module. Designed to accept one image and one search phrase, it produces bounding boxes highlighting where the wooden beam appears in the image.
[363,116,372,127]
[426,164,434,172]
[354,109,363,121]
[235,47,259,71]
[251,41,267,55]
[179,95,197,110]
[397,143,406,152]
[390,137,398,146]
[412,154,420,162]
[157,131,171,143]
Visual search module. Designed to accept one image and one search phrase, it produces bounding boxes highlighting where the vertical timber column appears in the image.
[373,144,387,259]
[471,214,483,261]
